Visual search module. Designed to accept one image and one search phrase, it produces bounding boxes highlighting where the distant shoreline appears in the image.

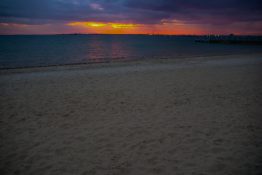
[195,35,262,45]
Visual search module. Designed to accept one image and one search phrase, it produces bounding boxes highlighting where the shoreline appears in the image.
[1,53,262,75]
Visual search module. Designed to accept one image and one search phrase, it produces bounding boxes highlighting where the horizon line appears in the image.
[1,33,262,36]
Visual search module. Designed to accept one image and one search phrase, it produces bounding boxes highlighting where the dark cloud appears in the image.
[125,0,262,24]
[0,0,261,25]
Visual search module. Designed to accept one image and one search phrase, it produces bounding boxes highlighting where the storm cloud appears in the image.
[0,0,261,25]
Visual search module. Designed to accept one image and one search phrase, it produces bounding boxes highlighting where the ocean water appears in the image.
[0,35,262,69]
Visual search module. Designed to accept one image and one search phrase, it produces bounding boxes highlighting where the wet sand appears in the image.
[1,55,262,175]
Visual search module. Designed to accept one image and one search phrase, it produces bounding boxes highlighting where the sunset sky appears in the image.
[0,0,262,35]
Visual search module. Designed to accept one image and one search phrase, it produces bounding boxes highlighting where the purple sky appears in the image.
[0,0,261,34]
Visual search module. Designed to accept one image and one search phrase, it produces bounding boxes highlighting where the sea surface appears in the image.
[0,35,262,69]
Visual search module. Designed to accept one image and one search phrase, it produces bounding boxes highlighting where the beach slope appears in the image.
[1,55,262,175]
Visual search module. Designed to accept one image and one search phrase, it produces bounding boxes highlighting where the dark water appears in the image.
[0,35,262,69]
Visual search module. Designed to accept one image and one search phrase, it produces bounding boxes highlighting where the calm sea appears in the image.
[0,35,262,69]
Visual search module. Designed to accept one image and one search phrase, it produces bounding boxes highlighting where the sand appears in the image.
[0,54,262,175]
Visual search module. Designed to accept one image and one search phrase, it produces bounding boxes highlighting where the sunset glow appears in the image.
[65,21,212,35]
[69,22,107,28]
[110,23,138,29]
[68,22,139,29]
[0,0,261,35]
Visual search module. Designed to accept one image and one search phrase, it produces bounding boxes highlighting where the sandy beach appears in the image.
[0,54,262,175]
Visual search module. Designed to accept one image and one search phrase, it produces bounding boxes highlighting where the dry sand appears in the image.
[1,55,262,175]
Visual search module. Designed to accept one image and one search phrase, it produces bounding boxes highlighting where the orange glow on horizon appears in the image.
[2,21,261,35]
[67,21,205,35]
[69,22,107,27]
[68,22,138,29]
[110,23,137,29]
